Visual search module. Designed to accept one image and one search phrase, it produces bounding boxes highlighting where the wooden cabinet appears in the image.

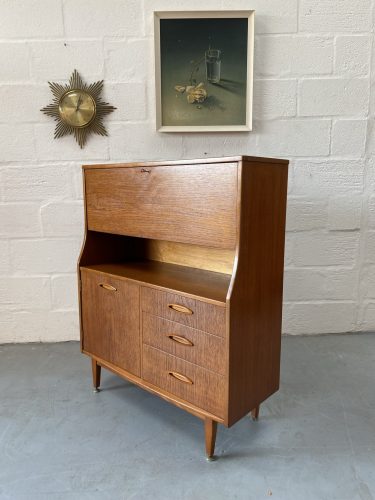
[78,156,289,458]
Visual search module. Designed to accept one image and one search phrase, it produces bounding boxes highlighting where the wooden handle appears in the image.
[168,303,193,315]
[99,283,117,291]
[168,371,193,384]
[168,335,194,346]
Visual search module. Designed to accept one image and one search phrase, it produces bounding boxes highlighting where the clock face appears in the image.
[59,90,96,128]
[41,70,116,147]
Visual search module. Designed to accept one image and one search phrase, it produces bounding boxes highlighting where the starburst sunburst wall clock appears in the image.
[41,69,116,148]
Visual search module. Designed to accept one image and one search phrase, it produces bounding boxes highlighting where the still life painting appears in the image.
[154,11,254,132]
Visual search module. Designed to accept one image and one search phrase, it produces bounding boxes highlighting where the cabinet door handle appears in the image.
[168,303,193,315]
[168,335,194,347]
[168,371,193,385]
[99,283,117,291]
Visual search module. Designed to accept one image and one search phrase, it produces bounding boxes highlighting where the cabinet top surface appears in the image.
[83,155,288,170]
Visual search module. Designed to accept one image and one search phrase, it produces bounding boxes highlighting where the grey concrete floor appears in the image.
[0,334,375,500]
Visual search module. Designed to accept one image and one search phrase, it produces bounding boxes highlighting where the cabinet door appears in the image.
[81,269,140,376]
[85,163,238,250]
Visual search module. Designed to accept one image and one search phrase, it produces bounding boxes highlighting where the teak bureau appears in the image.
[78,156,289,458]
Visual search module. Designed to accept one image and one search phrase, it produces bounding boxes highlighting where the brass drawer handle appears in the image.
[168,371,193,385]
[99,283,117,291]
[168,303,193,315]
[168,334,194,347]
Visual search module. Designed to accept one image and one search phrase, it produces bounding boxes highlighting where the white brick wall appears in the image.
[0,0,64,38]
[331,120,367,157]
[51,275,78,310]
[0,0,374,342]
[335,36,372,77]
[286,199,327,231]
[10,239,82,274]
[328,196,362,230]
[255,36,333,77]
[298,79,369,116]
[283,302,357,335]
[0,44,30,82]
[253,79,297,120]
[292,233,360,267]
[292,160,365,195]
[63,0,144,38]
[299,0,372,32]
[30,41,104,82]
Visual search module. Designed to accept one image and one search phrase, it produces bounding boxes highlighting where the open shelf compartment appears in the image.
[80,260,230,305]
[78,231,235,305]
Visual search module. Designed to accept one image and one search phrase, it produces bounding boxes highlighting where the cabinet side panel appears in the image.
[77,168,87,352]
[228,161,288,426]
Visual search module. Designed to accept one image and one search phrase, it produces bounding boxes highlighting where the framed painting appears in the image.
[154,10,254,132]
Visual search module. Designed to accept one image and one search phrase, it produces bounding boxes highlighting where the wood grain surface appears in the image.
[85,163,238,249]
[227,160,288,426]
[82,261,230,305]
[205,418,218,458]
[142,312,226,375]
[78,155,289,445]
[81,268,141,376]
[141,286,226,337]
[146,239,235,274]
[142,344,225,418]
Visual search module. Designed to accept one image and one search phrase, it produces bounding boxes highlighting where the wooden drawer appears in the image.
[141,287,226,338]
[85,163,238,250]
[142,313,226,375]
[142,344,225,418]
[81,268,140,376]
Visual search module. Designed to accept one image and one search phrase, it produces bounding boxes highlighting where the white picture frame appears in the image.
[154,10,255,132]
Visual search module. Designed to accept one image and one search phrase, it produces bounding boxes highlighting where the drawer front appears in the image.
[142,313,226,375]
[142,344,225,418]
[81,269,140,376]
[85,163,238,250]
[141,287,226,338]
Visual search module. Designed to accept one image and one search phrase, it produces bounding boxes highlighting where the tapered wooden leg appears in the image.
[251,405,260,421]
[204,418,217,460]
[92,359,101,392]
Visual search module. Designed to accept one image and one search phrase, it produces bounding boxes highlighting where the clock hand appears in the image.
[76,95,82,111]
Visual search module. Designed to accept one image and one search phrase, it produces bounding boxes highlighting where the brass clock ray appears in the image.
[41,69,116,148]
